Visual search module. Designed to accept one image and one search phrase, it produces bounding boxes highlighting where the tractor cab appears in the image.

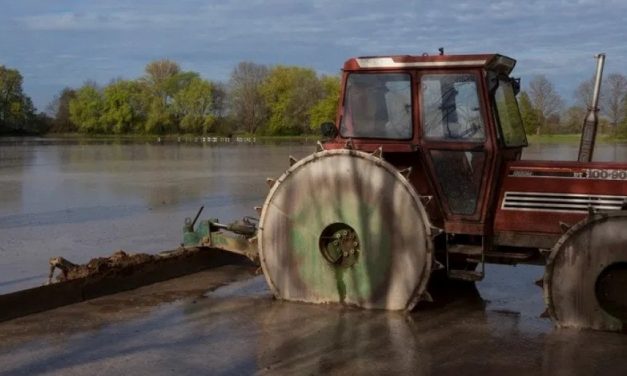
[325,54,527,235]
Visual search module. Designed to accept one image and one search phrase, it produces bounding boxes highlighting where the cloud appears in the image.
[17,10,196,31]
[3,0,627,110]
[19,12,129,31]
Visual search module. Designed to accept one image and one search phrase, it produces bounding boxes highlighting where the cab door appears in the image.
[418,70,496,234]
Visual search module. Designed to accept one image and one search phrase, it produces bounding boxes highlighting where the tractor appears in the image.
[185,52,626,332]
[9,52,624,333]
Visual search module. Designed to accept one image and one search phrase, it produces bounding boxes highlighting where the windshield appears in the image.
[494,79,527,147]
[340,73,412,139]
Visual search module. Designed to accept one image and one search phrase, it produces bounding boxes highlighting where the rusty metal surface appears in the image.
[494,160,627,239]
[544,211,627,332]
[201,229,259,263]
[342,54,505,72]
[258,149,432,310]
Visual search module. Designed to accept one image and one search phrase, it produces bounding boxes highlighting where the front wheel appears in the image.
[258,148,433,310]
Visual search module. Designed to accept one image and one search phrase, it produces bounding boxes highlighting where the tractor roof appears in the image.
[343,54,516,74]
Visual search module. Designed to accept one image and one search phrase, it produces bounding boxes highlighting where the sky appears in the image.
[1,0,626,112]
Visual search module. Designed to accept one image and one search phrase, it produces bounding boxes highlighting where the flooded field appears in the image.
[0,138,314,293]
[1,137,626,293]
[1,137,627,374]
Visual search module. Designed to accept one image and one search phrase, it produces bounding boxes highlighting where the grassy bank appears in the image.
[31,133,319,144]
[12,132,627,145]
[526,133,627,144]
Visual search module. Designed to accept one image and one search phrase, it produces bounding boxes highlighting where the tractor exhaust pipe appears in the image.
[577,53,606,162]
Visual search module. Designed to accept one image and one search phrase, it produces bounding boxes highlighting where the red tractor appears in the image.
[255,52,627,332]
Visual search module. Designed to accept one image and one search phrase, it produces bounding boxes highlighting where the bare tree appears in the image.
[602,73,627,132]
[574,76,599,109]
[527,75,564,134]
[211,81,227,118]
[47,87,77,132]
[228,61,269,134]
[141,59,181,106]
[144,59,180,86]
[562,105,587,133]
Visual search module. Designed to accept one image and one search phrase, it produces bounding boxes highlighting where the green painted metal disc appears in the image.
[259,149,432,310]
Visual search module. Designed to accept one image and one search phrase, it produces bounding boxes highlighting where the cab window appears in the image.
[494,79,527,147]
[340,73,412,139]
[421,73,485,142]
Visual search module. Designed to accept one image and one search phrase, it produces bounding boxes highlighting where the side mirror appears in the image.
[512,77,521,95]
[486,71,499,94]
[320,122,338,139]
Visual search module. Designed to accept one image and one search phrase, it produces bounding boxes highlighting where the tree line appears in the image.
[2,59,627,137]
[518,73,627,137]
[0,66,49,135]
[47,60,339,136]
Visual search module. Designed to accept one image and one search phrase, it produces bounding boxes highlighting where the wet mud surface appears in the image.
[1,264,626,375]
[52,250,154,282]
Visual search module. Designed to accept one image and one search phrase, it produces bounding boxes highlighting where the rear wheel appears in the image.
[544,212,627,331]
[258,148,433,310]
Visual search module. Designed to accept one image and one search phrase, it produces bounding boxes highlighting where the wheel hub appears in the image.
[596,262,627,322]
[319,223,360,268]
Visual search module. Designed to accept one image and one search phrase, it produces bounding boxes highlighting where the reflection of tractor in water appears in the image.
[192,52,626,332]
[23,52,625,333]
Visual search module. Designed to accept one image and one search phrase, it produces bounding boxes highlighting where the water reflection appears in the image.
[197,273,627,374]
[0,139,314,293]
[1,267,627,374]
[522,141,627,161]
[542,328,627,375]
[256,304,427,374]
[0,141,314,221]
[0,142,36,214]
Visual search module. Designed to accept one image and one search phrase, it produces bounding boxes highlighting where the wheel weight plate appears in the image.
[258,149,432,310]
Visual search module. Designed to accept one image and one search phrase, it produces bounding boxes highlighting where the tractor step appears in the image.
[447,270,485,282]
[446,244,482,256]
[466,251,538,265]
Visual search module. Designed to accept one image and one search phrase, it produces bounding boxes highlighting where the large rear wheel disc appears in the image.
[544,212,627,331]
[258,149,432,310]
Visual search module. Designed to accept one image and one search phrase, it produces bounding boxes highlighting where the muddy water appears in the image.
[1,266,626,375]
[1,138,627,374]
[523,141,627,161]
[0,138,314,293]
[1,138,627,293]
